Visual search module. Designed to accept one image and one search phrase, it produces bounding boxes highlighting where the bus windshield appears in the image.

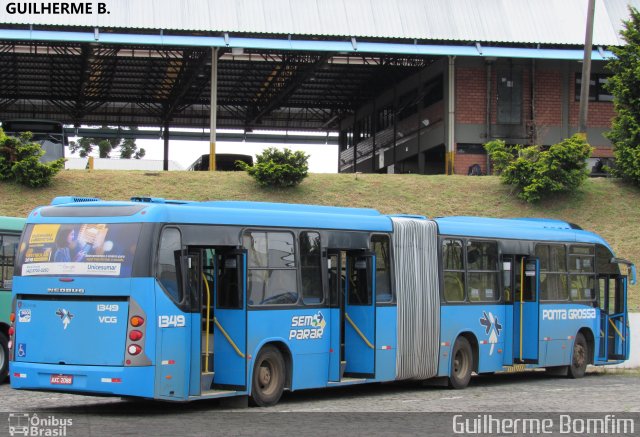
[18,223,142,277]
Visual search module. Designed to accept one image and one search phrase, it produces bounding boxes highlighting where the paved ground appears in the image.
[1,370,639,436]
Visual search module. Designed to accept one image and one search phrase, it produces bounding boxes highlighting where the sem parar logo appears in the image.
[289,311,326,340]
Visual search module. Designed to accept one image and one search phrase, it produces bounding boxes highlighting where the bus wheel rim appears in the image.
[259,362,273,391]
[574,343,585,368]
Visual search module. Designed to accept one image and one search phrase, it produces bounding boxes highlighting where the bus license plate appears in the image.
[50,375,73,385]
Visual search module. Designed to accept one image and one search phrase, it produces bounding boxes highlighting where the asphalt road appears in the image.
[1,371,639,436]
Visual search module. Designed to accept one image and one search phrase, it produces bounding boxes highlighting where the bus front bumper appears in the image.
[9,361,155,398]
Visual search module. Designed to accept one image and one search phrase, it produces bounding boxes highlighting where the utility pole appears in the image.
[578,0,596,136]
[209,47,218,171]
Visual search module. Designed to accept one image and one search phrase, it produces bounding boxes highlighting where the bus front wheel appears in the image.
[0,332,9,383]
[251,345,285,407]
[449,336,473,389]
[568,333,588,379]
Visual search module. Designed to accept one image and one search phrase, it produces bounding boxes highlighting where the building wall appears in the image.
[340,56,616,175]
[453,58,615,175]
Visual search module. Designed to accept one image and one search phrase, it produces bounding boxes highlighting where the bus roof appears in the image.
[32,198,394,232]
[30,198,612,247]
[434,216,610,248]
[0,216,26,232]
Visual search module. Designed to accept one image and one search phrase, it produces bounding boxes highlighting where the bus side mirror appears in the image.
[611,258,637,285]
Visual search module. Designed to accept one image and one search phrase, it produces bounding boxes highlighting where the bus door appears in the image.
[344,251,376,378]
[597,276,627,361]
[327,250,343,382]
[513,257,539,363]
[212,248,247,390]
[159,251,200,399]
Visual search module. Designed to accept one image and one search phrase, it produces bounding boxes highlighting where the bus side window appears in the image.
[371,235,392,303]
[348,256,371,305]
[218,254,241,309]
[466,240,499,302]
[300,232,323,304]
[244,231,298,306]
[443,239,465,302]
[1,234,19,290]
[502,257,512,303]
[536,244,568,301]
[157,228,182,302]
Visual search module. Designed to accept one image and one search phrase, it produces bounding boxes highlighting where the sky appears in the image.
[66,137,339,173]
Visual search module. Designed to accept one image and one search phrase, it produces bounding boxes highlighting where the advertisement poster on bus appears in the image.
[19,223,141,277]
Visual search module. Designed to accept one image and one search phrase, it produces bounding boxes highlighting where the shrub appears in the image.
[238,147,309,188]
[484,135,593,203]
[605,7,640,185]
[0,129,65,187]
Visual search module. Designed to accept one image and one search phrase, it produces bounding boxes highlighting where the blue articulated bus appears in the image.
[8,197,636,405]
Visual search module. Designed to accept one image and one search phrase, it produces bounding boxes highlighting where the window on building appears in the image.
[443,239,465,302]
[244,231,298,305]
[423,75,444,107]
[398,89,419,120]
[467,240,499,302]
[497,67,522,124]
[575,73,613,102]
[300,231,323,304]
[371,235,392,302]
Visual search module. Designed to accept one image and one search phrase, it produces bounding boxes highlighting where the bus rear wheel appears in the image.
[0,332,9,383]
[251,345,285,407]
[568,333,588,379]
[449,336,473,389]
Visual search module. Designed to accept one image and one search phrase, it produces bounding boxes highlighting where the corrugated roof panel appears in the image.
[0,0,636,45]
[370,0,404,39]
[605,0,640,45]
[235,0,268,34]
[289,0,323,36]
[396,0,428,40]
[343,0,378,38]
[593,0,625,46]
[210,0,241,33]
[315,0,349,37]
[262,0,296,35]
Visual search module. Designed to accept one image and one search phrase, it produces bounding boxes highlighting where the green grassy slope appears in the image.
[1,170,638,310]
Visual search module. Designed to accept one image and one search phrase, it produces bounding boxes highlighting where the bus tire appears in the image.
[568,333,588,379]
[0,332,9,383]
[449,336,473,389]
[250,345,285,407]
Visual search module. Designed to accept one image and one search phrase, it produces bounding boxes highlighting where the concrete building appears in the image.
[0,0,636,172]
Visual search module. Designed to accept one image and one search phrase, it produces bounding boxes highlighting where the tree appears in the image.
[238,147,309,188]
[0,129,65,187]
[69,127,145,159]
[485,135,593,203]
[606,7,640,185]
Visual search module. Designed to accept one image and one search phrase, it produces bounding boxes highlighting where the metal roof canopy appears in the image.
[0,0,634,46]
[0,27,615,132]
[0,0,631,139]
[0,30,434,131]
